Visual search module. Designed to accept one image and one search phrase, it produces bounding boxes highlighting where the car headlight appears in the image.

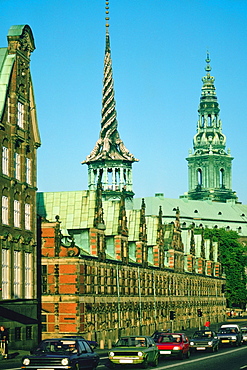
[173,346,180,350]
[190,341,194,346]
[208,341,213,346]
[61,358,69,366]
[109,351,115,357]
[138,351,144,357]
[231,336,237,340]
[23,358,30,365]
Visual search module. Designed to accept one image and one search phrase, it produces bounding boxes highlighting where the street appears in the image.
[1,346,247,370]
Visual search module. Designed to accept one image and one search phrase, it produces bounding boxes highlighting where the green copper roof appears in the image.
[0,48,15,121]
[132,196,247,235]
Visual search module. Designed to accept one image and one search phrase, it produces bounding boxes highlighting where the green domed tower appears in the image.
[186,53,238,202]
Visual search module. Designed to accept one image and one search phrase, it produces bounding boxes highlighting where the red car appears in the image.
[154,333,191,360]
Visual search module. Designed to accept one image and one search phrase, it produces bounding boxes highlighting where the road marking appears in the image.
[156,346,247,369]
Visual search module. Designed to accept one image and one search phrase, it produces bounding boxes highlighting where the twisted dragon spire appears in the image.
[83,1,138,164]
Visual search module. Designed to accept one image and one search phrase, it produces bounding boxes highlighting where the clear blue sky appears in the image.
[1,0,247,204]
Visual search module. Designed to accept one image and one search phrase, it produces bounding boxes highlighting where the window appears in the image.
[197,168,202,186]
[13,251,21,298]
[2,249,10,299]
[25,203,31,230]
[26,326,32,340]
[2,146,8,176]
[41,315,47,332]
[14,152,21,180]
[17,102,24,128]
[14,199,20,227]
[15,327,21,341]
[25,252,32,298]
[41,265,48,294]
[26,158,31,184]
[2,195,8,225]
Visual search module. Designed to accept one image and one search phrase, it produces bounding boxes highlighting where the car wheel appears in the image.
[151,354,159,367]
[178,352,184,360]
[142,359,149,369]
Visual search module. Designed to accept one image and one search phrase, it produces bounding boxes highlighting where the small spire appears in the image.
[205,50,212,73]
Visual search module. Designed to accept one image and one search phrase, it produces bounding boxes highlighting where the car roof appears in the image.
[221,324,240,327]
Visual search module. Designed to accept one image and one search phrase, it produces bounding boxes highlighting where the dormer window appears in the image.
[17,102,24,128]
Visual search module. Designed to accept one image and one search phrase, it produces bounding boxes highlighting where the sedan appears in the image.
[107,335,159,368]
[21,338,99,370]
[154,333,190,360]
[189,330,219,352]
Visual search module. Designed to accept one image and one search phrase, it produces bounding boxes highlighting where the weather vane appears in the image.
[105,1,110,29]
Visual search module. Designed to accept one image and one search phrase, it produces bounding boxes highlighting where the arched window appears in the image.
[197,169,202,186]
[14,192,21,228]
[2,188,9,225]
[25,196,31,230]
[2,139,9,176]
[220,168,224,188]
[207,115,212,127]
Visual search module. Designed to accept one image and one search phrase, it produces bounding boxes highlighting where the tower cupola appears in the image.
[186,53,238,203]
[82,1,138,201]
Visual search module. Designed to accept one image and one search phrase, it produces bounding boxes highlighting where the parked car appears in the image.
[217,325,242,346]
[154,333,190,360]
[21,338,100,370]
[107,335,159,368]
[241,327,247,344]
[189,330,219,352]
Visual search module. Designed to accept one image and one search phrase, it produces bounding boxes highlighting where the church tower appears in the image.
[82,1,138,201]
[186,53,237,202]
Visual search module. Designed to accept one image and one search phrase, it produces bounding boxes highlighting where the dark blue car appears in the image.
[21,338,99,370]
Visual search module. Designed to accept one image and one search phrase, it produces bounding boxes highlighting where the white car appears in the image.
[241,327,247,343]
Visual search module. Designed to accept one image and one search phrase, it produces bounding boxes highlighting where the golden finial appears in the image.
[105,0,110,29]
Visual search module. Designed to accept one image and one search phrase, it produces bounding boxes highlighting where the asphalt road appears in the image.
[1,318,247,370]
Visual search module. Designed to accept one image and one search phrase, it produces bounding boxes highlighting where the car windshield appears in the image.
[115,337,147,347]
[157,335,181,343]
[218,328,236,334]
[193,331,213,338]
[34,340,78,354]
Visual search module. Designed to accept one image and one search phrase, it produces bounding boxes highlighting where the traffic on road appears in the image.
[1,320,247,370]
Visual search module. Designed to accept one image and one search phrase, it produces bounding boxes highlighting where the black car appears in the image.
[21,338,99,370]
[189,330,219,352]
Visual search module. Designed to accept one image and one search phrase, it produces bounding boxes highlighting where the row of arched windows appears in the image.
[1,190,31,230]
[2,139,32,185]
[197,168,225,187]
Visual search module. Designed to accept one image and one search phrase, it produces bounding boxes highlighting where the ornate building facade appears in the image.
[0,25,41,350]
[37,5,227,347]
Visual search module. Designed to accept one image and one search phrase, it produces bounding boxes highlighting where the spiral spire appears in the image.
[83,0,137,163]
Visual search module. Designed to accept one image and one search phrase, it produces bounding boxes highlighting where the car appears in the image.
[189,330,219,352]
[107,335,159,368]
[154,332,190,360]
[21,337,100,370]
[241,327,247,344]
[217,325,242,346]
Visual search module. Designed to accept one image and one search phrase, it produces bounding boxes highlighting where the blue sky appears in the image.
[1,0,247,204]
